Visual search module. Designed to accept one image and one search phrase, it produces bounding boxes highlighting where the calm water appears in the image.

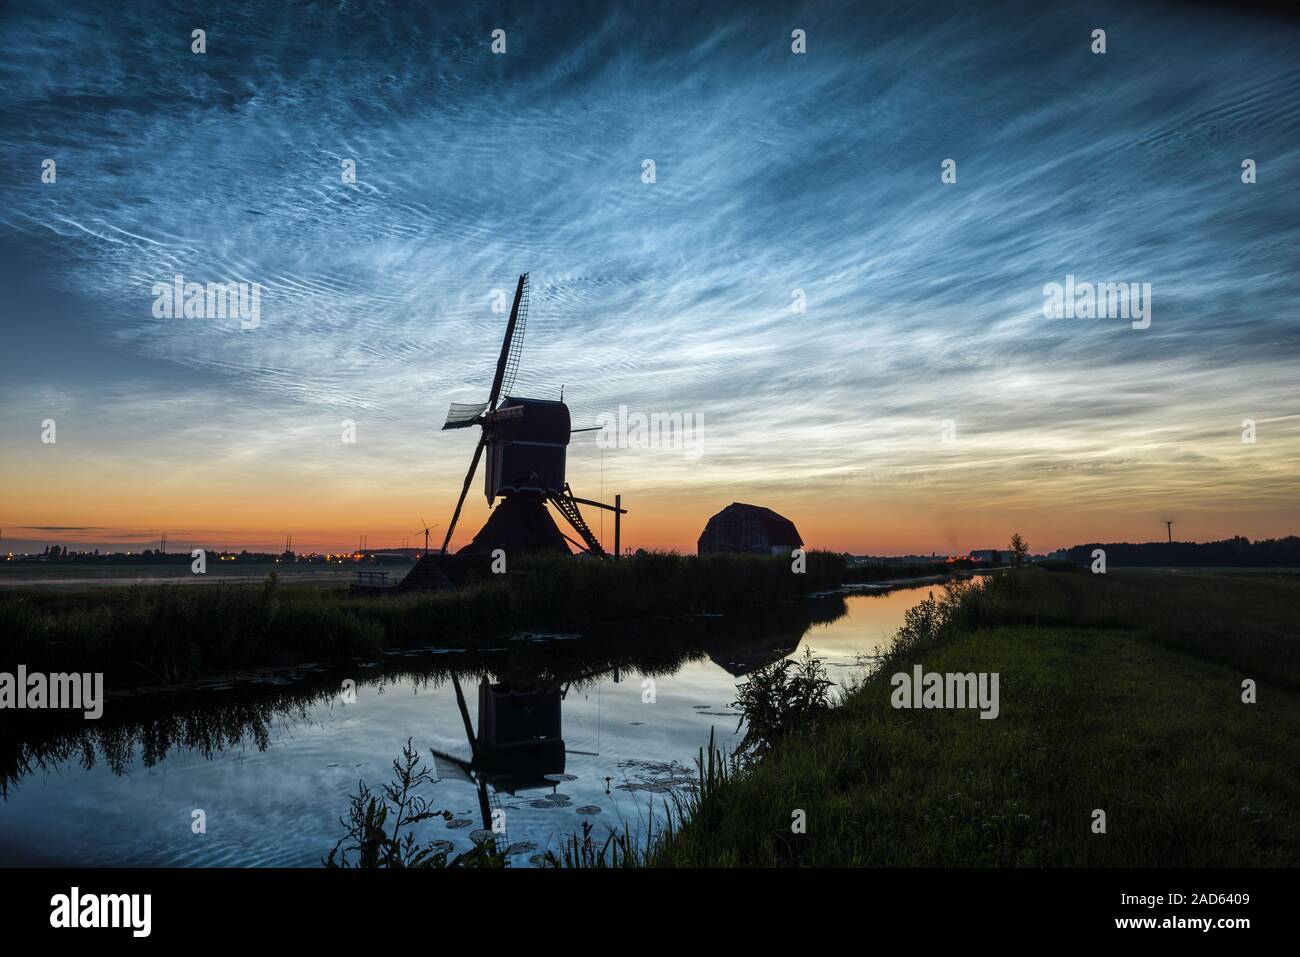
[0,586,934,866]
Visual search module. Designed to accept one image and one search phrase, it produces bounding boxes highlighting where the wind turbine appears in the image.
[412,518,438,556]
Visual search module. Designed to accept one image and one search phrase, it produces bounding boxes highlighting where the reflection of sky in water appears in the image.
[800,585,942,666]
[0,588,927,866]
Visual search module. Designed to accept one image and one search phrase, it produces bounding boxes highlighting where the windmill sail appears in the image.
[442,401,489,430]
[486,273,529,410]
[497,273,529,400]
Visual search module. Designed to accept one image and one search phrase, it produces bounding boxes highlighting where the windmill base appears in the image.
[398,494,573,592]
[458,493,572,557]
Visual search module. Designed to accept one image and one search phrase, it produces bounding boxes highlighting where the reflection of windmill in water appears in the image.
[403,274,625,590]
[430,670,609,843]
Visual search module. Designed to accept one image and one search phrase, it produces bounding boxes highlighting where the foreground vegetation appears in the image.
[1,551,857,687]
[321,567,1300,868]
[644,568,1300,866]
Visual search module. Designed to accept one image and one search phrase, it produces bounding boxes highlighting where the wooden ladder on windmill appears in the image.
[547,485,608,558]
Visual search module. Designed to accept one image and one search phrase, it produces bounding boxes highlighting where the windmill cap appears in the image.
[491,396,571,444]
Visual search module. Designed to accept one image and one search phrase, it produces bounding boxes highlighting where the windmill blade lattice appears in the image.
[497,273,528,400]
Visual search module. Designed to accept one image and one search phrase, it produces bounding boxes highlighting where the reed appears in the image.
[0,551,851,688]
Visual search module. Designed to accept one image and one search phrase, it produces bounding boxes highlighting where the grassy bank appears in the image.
[647,568,1300,866]
[0,551,852,687]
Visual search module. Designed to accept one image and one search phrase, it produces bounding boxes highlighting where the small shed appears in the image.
[697,502,804,556]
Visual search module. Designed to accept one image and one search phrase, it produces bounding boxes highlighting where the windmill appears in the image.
[1163,519,1174,544]
[426,273,625,570]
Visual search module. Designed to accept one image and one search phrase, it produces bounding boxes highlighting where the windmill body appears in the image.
[483,396,570,501]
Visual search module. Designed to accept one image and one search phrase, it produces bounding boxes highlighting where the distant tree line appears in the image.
[1064,536,1300,567]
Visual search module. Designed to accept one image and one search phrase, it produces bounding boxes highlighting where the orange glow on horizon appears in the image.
[4,466,1297,557]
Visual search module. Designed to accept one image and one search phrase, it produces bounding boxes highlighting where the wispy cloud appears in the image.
[2,0,1298,551]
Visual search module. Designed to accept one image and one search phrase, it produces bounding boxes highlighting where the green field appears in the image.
[646,568,1300,867]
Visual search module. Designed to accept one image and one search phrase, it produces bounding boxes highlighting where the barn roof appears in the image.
[699,502,803,548]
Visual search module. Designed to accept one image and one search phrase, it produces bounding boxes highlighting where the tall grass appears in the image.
[0,574,384,685]
[0,551,848,687]
[842,561,957,583]
[549,730,734,868]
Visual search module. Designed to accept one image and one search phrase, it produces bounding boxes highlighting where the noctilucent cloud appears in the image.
[1,0,1298,554]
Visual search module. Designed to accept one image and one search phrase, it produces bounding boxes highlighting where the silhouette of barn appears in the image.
[697,502,803,556]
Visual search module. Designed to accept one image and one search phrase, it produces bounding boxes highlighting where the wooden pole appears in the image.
[614,494,621,560]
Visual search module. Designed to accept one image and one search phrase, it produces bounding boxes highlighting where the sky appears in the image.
[1,0,1298,556]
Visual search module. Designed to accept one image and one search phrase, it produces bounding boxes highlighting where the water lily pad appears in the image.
[445,818,475,829]
[469,829,498,845]
[576,806,602,815]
